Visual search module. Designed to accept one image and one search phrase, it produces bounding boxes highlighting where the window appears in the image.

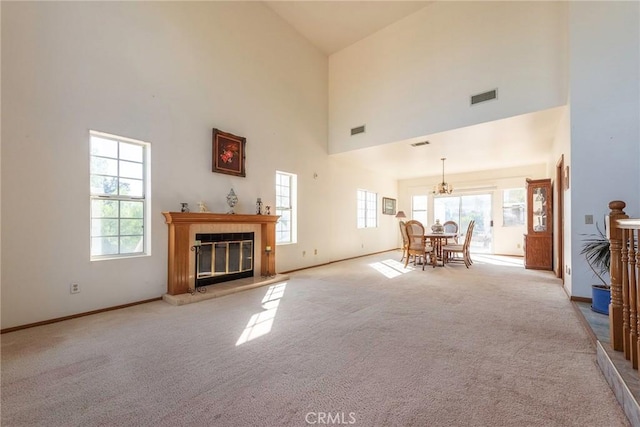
[411,195,428,224]
[357,189,377,228]
[503,188,525,227]
[90,131,150,259]
[276,171,297,244]
[434,194,493,254]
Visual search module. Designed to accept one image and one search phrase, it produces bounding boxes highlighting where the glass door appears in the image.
[434,194,493,254]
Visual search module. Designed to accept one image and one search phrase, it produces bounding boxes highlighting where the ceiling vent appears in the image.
[410,141,430,147]
[350,125,366,136]
[471,89,498,105]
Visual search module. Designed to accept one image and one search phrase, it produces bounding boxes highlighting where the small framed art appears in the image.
[212,128,246,177]
[382,197,396,215]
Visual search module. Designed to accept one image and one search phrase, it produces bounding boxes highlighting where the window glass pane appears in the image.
[91,237,119,256]
[119,160,143,179]
[413,195,427,210]
[120,236,144,254]
[91,156,118,176]
[503,188,525,227]
[119,142,143,162]
[91,219,118,237]
[92,199,119,218]
[434,197,460,224]
[91,137,118,158]
[121,201,144,218]
[276,209,291,243]
[412,195,428,225]
[121,219,143,236]
[90,175,118,195]
[119,178,143,197]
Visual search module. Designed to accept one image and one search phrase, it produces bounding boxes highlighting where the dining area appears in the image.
[399,219,475,269]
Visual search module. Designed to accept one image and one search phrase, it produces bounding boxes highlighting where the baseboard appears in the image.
[570,296,592,303]
[281,248,399,274]
[1,297,162,334]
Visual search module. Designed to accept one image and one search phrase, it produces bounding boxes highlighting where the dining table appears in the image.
[423,232,458,266]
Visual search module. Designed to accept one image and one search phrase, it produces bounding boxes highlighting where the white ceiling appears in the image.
[264,1,432,55]
[264,1,565,180]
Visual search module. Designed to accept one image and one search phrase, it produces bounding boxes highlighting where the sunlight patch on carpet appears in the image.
[369,259,413,278]
[472,254,524,267]
[236,283,287,346]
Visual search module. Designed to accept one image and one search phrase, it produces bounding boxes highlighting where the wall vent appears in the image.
[471,89,498,105]
[350,125,366,136]
[410,141,430,147]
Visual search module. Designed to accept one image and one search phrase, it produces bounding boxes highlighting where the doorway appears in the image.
[434,194,493,254]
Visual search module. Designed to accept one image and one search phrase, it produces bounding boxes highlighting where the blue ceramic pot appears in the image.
[591,285,610,315]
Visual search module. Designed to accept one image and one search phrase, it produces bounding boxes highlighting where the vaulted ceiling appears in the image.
[264,1,564,180]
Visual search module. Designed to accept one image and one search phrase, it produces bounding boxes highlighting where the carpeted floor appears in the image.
[1,252,629,426]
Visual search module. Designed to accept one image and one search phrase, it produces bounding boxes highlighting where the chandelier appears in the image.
[433,157,453,195]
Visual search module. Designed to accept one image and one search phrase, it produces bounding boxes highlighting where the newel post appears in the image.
[607,200,628,351]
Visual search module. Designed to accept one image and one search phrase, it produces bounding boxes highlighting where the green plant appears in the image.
[580,223,610,288]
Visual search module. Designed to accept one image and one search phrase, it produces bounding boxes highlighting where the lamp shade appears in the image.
[395,211,407,219]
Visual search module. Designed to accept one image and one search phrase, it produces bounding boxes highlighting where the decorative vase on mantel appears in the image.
[431,219,444,233]
[226,188,238,214]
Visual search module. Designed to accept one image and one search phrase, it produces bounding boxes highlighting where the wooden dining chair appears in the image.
[399,220,410,262]
[404,220,436,269]
[443,220,459,244]
[442,220,475,268]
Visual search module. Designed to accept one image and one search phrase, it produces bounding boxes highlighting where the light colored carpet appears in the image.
[1,252,629,426]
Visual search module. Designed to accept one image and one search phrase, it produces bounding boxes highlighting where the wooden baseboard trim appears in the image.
[1,297,162,334]
[570,296,592,303]
[281,248,399,275]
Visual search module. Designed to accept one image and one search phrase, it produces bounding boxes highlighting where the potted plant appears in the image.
[580,223,611,314]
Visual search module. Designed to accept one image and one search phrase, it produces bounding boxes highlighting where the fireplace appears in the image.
[195,232,254,287]
[162,212,279,295]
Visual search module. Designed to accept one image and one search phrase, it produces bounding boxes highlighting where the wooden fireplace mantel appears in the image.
[162,212,279,295]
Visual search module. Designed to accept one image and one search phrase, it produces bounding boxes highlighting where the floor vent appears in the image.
[471,89,498,105]
[410,141,430,147]
[350,125,366,136]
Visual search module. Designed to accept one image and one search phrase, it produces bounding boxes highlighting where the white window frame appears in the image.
[276,171,297,244]
[357,189,378,229]
[90,130,151,260]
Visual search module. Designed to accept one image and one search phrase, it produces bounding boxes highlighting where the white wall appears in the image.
[329,1,567,154]
[398,164,548,256]
[0,2,397,329]
[568,1,640,298]
[328,158,399,262]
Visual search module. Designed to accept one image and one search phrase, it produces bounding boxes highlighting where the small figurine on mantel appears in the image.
[226,188,238,214]
[265,205,271,215]
[256,198,263,215]
[198,201,209,213]
[180,203,190,213]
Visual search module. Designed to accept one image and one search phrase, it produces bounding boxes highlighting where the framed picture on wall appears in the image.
[382,197,396,215]
[212,128,246,177]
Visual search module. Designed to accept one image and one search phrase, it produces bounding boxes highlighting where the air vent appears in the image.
[410,141,430,147]
[471,89,498,105]
[350,125,366,136]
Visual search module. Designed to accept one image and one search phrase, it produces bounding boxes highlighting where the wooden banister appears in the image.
[607,201,628,352]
